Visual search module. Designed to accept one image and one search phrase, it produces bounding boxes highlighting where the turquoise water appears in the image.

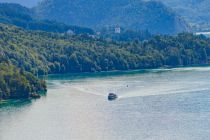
[1,67,210,140]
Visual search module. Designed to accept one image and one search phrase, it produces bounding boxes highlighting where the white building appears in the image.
[67,29,75,35]
[115,27,121,34]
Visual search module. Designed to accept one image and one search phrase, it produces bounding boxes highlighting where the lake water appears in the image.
[1,67,210,140]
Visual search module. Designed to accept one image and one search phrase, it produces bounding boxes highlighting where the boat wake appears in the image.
[47,66,210,99]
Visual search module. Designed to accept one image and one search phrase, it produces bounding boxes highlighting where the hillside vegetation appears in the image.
[1,23,210,99]
[1,23,210,75]
[34,0,190,34]
[0,3,94,34]
[1,1,210,101]
[0,63,46,100]
[157,0,210,31]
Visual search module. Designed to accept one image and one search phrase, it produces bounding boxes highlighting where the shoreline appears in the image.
[1,65,210,104]
[46,64,210,76]
[0,90,47,104]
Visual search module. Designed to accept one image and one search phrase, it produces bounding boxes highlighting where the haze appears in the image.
[0,0,41,7]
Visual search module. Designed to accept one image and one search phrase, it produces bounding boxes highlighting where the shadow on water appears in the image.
[0,99,32,109]
[45,69,155,81]
[45,65,210,81]
[0,91,47,109]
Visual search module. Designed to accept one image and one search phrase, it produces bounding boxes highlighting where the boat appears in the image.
[108,93,118,101]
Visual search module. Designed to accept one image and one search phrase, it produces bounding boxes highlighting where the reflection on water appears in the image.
[1,67,210,140]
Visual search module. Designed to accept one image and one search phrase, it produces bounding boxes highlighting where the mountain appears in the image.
[0,0,41,7]
[34,0,190,34]
[157,0,210,31]
[0,3,94,34]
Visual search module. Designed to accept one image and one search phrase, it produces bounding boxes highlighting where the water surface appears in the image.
[1,67,210,140]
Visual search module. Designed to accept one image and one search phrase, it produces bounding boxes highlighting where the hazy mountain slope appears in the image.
[157,0,210,31]
[0,3,94,34]
[34,0,190,34]
[0,0,41,7]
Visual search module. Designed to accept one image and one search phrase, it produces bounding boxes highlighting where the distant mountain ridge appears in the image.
[0,3,94,34]
[0,0,41,7]
[34,0,190,34]
[157,0,210,31]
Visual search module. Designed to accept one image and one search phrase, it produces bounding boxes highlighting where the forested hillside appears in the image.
[0,0,40,7]
[157,0,210,31]
[34,0,190,34]
[1,23,210,99]
[100,28,152,42]
[0,47,47,101]
[0,3,94,34]
[0,63,46,100]
[1,23,210,77]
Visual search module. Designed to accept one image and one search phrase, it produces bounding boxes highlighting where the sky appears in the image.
[0,0,41,7]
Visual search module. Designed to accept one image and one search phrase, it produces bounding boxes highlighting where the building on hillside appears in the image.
[67,29,75,35]
[115,26,121,34]
[96,32,101,35]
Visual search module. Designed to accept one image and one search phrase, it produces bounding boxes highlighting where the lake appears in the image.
[1,67,210,140]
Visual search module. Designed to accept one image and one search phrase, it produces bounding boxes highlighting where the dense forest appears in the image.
[100,28,152,42]
[0,63,46,100]
[0,23,210,99]
[1,23,210,74]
